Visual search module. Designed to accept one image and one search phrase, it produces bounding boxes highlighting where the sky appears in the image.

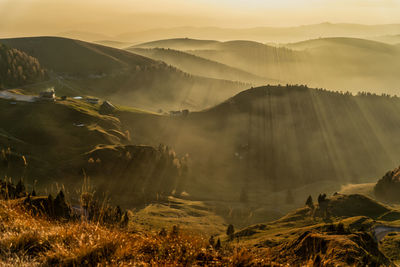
[1,0,400,37]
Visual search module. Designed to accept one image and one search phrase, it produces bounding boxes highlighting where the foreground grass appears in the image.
[0,200,269,266]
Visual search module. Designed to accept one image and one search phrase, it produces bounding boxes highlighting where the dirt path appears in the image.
[0,90,36,102]
[374,225,400,242]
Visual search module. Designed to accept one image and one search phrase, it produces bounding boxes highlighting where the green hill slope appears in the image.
[103,85,400,217]
[0,95,185,204]
[191,85,400,190]
[0,37,248,110]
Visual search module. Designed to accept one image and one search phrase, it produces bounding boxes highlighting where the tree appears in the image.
[318,193,327,205]
[215,238,221,250]
[15,179,25,197]
[306,195,314,209]
[209,235,215,247]
[226,224,235,238]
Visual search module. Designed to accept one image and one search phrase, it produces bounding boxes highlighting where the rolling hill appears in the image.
[115,85,400,206]
[182,37,400,93]
[135,38,301,83]
[370,34,400,44]
[193,85,400,190]
[138,37,400,93]
[0,92,185,205]
[0,37,248,110]
[129,47,270,84]
[133,38,219,50]
[286,37,398,52]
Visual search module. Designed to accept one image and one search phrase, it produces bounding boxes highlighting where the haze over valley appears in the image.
[2,0,400,265]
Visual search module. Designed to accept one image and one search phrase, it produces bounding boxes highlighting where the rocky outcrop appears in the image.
[272,231,393,266]
[374,166,400,203]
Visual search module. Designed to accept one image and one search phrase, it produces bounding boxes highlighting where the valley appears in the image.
[2,10,400,265]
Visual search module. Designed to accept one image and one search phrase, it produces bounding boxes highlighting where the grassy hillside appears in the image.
[193,85,400,190]
[0,44,47,88]
[113,85,400,208]
[226,193,399,265]
[0,37,248,110]
[129,47,269,84]
[0,194,238,266]
[1,190,398,266]
[0,94,186,205]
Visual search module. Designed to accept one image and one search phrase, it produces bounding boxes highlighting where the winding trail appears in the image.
[0,90,36,102]
[373,225,400,242]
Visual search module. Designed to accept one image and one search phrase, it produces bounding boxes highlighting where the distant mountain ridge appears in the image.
[129,47,271,84]
[136,37,400,93]
[114,23,400,43]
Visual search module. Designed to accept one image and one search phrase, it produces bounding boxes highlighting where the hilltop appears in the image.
[133,38,219,50]
[286,37,398,53]
[0,37,248,110]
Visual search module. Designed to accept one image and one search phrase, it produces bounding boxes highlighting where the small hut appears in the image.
[85,98,99,104]
[100,100,116,114]
[39,88,56,101]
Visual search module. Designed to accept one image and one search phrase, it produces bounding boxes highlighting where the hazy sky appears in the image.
[1,0,400,37]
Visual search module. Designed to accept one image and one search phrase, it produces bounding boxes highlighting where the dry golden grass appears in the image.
[0,200,273,266]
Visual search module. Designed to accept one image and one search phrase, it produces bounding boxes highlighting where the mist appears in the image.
[1,1,400,265]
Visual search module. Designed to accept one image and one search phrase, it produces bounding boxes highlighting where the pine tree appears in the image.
[226,224,235,238]
[306,195,314,208]
[215,238,221,250]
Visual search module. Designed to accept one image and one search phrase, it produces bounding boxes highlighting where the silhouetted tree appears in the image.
[306,195,314,209]
[15,179,25,197]
[159,228,167,237]
[215,238,221,250]
[120,211,129,228]
[226,224,235,239]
